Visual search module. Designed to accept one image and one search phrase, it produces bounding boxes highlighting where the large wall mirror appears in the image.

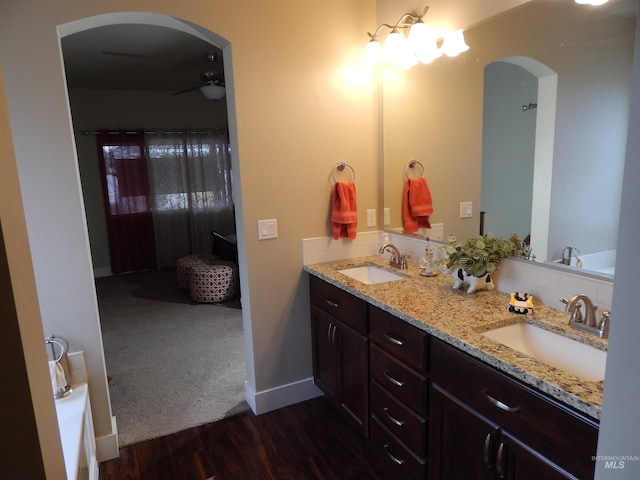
[382,0,636,279]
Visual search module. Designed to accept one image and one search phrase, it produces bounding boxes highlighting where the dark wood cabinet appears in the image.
[429,338,598,480]
[308,274,599,480]
[310,277,369,436]
[369,306,427,480]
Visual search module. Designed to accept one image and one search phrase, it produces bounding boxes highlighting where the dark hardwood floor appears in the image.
[99,396,384,480]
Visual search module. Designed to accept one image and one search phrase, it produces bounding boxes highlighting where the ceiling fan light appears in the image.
[200,84,226,100]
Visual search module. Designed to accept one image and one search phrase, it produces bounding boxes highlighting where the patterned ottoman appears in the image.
[189,260,239,303]
[176,254,220,290]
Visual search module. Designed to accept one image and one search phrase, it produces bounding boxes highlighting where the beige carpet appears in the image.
[96,268,248,446]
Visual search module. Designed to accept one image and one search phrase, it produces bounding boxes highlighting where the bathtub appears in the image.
[553,249,616,276]
[55,366,98,480]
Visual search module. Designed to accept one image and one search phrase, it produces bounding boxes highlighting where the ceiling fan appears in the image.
[172,52,226,100]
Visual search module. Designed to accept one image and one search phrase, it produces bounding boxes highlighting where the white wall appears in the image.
[595,6,640,477]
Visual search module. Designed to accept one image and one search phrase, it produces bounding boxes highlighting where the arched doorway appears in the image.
[59,12,248,447]
[481,55,557,261]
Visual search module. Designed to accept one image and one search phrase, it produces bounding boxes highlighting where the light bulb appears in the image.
[440,29,470,57]
[363,39,384,66]
[384,30,405,61]
[408,21,429,48]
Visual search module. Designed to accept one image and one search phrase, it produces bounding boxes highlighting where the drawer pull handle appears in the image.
[383,444,405,465]
[484,391,521,413]
[325,298,339,308]
[483,432,495,470]
[496,442,506,479]
[383,331,404,346]
[383,407,405,427]
[383,370,405,387]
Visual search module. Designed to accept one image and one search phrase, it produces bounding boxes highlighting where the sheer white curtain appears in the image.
[146,129,234,269]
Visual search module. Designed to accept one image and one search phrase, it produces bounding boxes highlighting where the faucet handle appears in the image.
[399,253,409,270]
[598,311,611,338]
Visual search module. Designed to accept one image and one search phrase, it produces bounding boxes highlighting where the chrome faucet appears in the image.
[561,294,610,338]
[379,243,408,269]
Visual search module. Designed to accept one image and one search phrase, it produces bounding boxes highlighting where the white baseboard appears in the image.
[95,416,119,462]
[93,267,112,278]
[245,377,323,415]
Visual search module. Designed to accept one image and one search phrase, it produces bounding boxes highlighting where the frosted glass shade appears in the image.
[440,29,470,57]
[200,84,226,100]
[363,39,384,66]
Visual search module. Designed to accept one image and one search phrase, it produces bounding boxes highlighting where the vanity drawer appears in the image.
[309,276,367,334]
[431,338,599,479]
[371,381,427,458]
[369,305,427,373]
[371,419,425,480]
[371,344,427,416]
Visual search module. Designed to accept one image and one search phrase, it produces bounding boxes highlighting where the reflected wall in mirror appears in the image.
[382,0,636,278]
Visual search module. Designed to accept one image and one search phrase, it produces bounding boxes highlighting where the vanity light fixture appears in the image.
[363,5,469,69]
[575,0,609,5]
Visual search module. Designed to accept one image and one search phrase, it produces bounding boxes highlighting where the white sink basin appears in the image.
[482,323,606,382]
[338,265,405,285]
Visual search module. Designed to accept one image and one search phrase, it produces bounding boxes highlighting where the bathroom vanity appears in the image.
[306,257,603,479]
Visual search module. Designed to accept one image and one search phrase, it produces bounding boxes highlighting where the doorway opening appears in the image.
[59,13,247,447]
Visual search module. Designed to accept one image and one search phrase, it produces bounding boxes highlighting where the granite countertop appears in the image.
[304,256,607,420]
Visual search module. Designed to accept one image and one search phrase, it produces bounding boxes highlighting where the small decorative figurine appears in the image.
[444,265,495,293]
[508,291,534,314]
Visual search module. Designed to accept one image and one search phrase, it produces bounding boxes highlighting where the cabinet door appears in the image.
[429,384,499,480]
[498,431,579,480]
[311,304,369,435]
[311,305,340,400]
[338,316,369,435]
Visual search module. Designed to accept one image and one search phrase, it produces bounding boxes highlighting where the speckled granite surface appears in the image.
[305,256,607,420]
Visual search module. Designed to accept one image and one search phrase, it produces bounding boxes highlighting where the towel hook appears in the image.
[404,160,425,179]
[332,162,356,183]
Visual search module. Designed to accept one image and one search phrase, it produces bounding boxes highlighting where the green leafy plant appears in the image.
[436,233,520,277]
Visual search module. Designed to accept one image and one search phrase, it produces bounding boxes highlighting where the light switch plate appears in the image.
[460,202,473,218]
[366,209,376,227]
[384,208,391,226]
[258,218,278,240]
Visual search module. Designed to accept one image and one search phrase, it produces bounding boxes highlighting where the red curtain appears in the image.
[97,131,156,273]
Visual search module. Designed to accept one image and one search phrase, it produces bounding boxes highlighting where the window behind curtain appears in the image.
[146,129,235,269]
[97,131,157,274]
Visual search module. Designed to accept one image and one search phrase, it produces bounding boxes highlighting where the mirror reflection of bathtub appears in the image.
[551,249,616,277]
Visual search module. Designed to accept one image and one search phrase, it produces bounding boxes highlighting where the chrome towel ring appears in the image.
[332,162,356,183]
[405,160,425,179]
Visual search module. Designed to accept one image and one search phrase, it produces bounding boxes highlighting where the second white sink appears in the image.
[482,322,606,382]
[338,265,405,285]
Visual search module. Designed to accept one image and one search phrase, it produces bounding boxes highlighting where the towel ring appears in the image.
[405,160,425,179]
[332,162,356,183]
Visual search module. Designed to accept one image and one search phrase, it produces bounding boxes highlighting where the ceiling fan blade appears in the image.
[101,50,155,59]
[171,85,203,96]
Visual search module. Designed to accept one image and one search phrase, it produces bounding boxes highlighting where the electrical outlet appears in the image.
[366,209,376,227]
[459,202,473,218]
[257,218,278,240]
[384,208,391,226]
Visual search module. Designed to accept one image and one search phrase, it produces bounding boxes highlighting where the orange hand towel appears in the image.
[402,177,433,234]
[332,181,357,240]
